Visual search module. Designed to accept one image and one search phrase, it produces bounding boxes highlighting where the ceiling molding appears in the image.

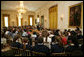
[1,10,17,12]
[1,10,35,13]
[1,1,49,12]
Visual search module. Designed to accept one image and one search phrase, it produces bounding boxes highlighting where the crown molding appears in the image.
[1,10,17,12]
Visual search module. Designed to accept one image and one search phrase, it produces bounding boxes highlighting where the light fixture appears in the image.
[17,1,27,18]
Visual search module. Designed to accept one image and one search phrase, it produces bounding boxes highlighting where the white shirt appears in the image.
[48,31,52,34]
[5,31,9,35]
[22,32,28,36]
[47,37,52,43]
[43,37,46,42]
[1,38,7,45]
[49,34,54,38]
[32,34,37,38]
[16,38,22,44]
[15,31,18,34]
[43,37,52,43]
[43,37,51,49]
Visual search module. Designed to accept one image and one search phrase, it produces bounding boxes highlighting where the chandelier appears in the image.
[17,1,27,18]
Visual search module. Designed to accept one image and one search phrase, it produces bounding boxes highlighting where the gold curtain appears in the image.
[32,16,34,26]
[16,16,18,26]
[28,16,30,25]
[53,6,57,29]
[3,15,5,27]
[49,5,58,29]
[81,2,83,28]
[21,18,23,26]
[8,15,10,26]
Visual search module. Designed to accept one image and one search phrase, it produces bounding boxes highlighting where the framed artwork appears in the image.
[68,3,83,28]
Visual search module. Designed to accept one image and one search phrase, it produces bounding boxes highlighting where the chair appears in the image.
[11,47,23,56]
[51,52,66,56]
[32,51,46,56]
[19,49,24,56]
[78,39,83,44]
[65,52,72,56]
[22,50,31,56]
[71,49,83,56]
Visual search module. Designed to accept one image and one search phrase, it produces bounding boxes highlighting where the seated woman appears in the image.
[61,36,67,45]
[53,29,63,46]
[75,27,83,39]
[1,32,7,48]
[11,35,23,48]
[12,29,17,38]
[68,31,79,47]
[60,32,67,45]
[63,29,68,37]
[5,29,10,35]
[31,37,50,56]
[49,32,54,38]
[65,44,75,52]
[76,31,83,39]
[11,40,23,48]
[27,34,32,46]
[22,39,31,50]
[31,31,37,38]
[22,29,28,37]
[51,37,64,53]
[21,39,32,56]
[27,30,31,35]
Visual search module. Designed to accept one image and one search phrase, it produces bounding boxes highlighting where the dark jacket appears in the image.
[31,44,50,55]
[51,44,64,53]
[68,35,79,47]
[11,42,23,48]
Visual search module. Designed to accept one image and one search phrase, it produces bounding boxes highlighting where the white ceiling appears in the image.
[1,1,50,11]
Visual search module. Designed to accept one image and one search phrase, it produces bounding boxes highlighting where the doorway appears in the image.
[41,16,44,28]
[49,5,58,29]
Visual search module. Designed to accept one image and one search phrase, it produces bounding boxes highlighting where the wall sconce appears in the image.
[61,14,64,21]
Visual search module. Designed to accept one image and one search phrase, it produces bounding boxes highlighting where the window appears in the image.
[30,17,32,26]
[28,15,34,26]
[4,17,8,27]
[37,18,40,22]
